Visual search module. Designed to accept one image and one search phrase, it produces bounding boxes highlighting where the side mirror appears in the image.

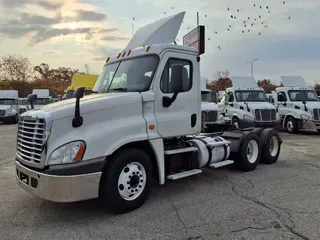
[27,94,37,110]
[72,87,85,128]
[74,86,85,99]
[170,64,184,93]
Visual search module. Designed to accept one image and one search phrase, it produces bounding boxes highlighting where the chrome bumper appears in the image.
[15,161,102,202]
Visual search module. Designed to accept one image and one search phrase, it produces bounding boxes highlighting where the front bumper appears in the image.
[239,119,281,129]
[0,115,14,121]
[301,120,320,130]
[16,161,102,202]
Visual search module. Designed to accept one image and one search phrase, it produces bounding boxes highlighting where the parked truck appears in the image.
[271,76,320,133]
[65,74,98,99]
[200,77,225,132]
[0,90,19,124]
[32,89,52,109]
[218,76,280,129]
[16,12,282,214]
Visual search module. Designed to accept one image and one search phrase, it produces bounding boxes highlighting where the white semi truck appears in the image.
[218,76,280,129]
[16,12,282,213]
[32,89,52,109]
[200,77,225,132]
[272,76,320,133]
[0,90,19,124]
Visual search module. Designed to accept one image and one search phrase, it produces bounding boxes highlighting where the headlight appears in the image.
[243,114,254,121]
[300,114,311,120]
[47,141,86,165]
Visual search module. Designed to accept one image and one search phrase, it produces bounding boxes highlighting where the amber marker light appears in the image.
[73,142,86,162]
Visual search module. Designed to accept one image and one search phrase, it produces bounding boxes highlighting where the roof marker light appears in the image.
[106,57,110,63]
[146,46,151,52]
[127,50,131,56]
[122,51,126,57]
[117,53,121,58]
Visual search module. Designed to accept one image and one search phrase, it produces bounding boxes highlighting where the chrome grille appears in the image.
[16,117,46,165]
[313,109,320,120]
[201,110,218,123]
[0,110,5,116]
[255,109,276,122]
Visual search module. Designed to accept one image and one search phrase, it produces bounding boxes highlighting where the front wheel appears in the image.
[231,117,241,129]
[99,148,153,214]
[285,116,297,133]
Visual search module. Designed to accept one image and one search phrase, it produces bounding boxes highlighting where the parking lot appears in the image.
[0,124,319,240]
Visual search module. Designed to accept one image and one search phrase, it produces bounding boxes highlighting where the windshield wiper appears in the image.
[109,88,128,92]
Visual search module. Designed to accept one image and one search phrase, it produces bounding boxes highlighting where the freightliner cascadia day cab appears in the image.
[0,90,19,124]
[272,76,320,133]
[200,77,225,132]
[16,12,282,213]
[218,76,280,129]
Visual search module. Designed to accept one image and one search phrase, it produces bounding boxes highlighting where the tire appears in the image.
[234,132,261,171]
[251,127,263,137]
[317,129,320,133]
[99,148,153,214]
[232,117,241,129]
[260,128,282,164]
[285,116,297,133]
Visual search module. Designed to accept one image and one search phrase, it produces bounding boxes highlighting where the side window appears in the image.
[277,92,287,102]
[160,58,192,93]
[227,92,234,102]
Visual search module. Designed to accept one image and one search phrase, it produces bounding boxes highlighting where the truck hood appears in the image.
[0,105,12,111]
[292,101,320,110]
[26,93,142,120]
[245,102,275,110]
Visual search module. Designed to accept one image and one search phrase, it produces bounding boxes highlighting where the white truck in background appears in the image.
[272,76,320,133]
[17,12,282,214]
[218,76,280,129]
[0,90,19,124]
[31,89,52,109]
[200,77,225,132]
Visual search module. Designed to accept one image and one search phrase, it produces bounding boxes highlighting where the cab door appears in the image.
[153,51,200,137]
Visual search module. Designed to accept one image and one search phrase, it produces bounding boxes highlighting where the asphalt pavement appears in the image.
[0,124,319,240]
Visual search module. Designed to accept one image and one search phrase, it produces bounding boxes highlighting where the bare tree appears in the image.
[84,63,91,74]
[0,54,31,82]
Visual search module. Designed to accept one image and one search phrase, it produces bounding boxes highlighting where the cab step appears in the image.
[167,169,202,180]
[209,160,234,169]
[164,147,198,155]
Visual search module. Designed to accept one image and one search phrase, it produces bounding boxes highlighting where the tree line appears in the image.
[207,70,320,94]
[0,54,91,98]
[1,54,319,98]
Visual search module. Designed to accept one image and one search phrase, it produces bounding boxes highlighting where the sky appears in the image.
[1,0,320,85]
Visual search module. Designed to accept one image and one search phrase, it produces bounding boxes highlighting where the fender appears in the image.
[282,113,295,128]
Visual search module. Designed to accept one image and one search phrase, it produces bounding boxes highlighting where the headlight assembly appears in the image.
[300,114,311,120]
[47,141,86,165]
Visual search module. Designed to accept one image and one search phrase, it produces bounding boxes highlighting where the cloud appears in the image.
[74,9,107,22]
[100,36,130,42]
[1,0,63,10]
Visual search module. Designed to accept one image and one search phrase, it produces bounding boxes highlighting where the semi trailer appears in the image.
[16,11,282,213]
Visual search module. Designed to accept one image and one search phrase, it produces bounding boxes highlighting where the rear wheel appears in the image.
[235,132,261,171]
[12,114,19,124]
[260,128,282,164]
[99,148,153,214]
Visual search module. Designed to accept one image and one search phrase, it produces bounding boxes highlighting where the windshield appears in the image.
[235,90,267,102]
[65,90,92,99]
[201,91,212,102]
[34,98,51,105]
[288,90,318,102]
[93,55,159,93]
[0,98,16,105]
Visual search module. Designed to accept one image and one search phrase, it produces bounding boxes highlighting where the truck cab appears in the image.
[200,81,225,132]
[273,76,320,133]
[0,90,19,124]
[32,89,52,109]
[15,12,282,214]
[218,76,280,129]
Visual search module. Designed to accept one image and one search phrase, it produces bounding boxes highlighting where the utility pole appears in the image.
[247,58,258,76]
